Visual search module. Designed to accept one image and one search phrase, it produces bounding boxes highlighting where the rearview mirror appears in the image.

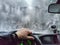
[48,3,60,14]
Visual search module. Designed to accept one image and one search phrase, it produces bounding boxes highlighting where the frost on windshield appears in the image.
[0,0,58,32]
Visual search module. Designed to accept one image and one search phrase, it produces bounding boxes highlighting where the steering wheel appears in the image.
[17,34,42,45]
[17,33,60,45]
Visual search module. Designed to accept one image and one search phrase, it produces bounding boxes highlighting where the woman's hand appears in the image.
[16,28,34,39]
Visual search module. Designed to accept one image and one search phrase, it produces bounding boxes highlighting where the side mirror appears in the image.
[48,3,60,14]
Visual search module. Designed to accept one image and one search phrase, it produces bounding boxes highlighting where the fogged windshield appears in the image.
[0,0,58,32]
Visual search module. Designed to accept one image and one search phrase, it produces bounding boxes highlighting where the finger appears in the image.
[26,30,32,34]
[26,36,34,40]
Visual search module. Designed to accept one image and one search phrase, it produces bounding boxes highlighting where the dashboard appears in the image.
[0,34,60,45]
[17,34,60,45]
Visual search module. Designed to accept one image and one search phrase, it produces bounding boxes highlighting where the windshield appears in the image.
[0,0,58,33]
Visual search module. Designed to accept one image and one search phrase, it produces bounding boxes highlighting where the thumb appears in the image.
[26,36,34,40]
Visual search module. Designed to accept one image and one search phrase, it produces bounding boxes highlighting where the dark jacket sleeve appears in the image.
[0,31,18,45]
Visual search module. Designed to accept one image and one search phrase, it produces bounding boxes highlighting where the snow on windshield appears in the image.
[0,0,58,32]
